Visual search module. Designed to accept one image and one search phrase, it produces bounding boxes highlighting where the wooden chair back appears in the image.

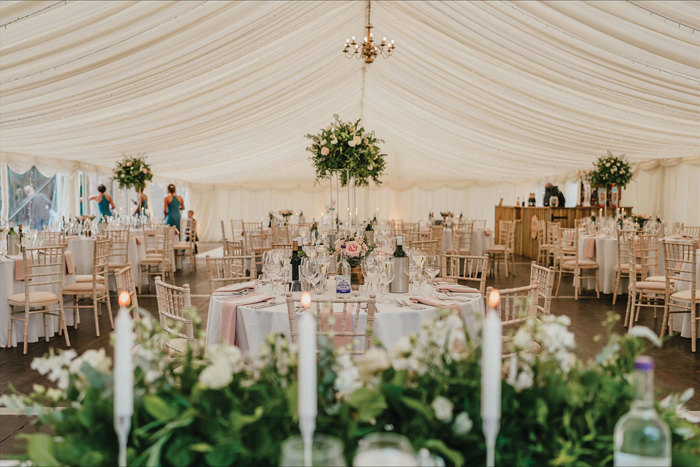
[529,262,554,315]
[205,255,255,294]
[37,231,66,247]
[155,277,194,351]
[285,293,376,355]
[662,240,697,305]
[409,239,440,256]
[454,220,474,252]
[114,265,139,315]
[224,240,245,256]
[487,284,538,332]
[106,226,130,266]
[441,253,488,294]
[21,246,66,295]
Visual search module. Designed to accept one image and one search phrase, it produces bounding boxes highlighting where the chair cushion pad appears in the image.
[561,259,598,268]
[75,275,106,283]
[634,281,666,290]
[614,263,629,272]
[63,282,108,294]
[8,291,58,306]
[645,275,667,283]
[671,289,700,301]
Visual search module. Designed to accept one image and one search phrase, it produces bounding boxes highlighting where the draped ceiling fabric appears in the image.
[1,1,699,239]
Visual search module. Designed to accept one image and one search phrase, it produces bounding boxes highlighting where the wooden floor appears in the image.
[2,244,699,456]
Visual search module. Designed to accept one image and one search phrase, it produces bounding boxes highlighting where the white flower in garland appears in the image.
[199,357,233,389]
[453,411,473,435]
[431,396,454,422]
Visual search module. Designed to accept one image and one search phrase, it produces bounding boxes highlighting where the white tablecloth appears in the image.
[206,291,484,353]
[576,236,665,295]
[66,236,147,288]
[441,228,494,256]
[672,250,700,339]
[0,256,76,348]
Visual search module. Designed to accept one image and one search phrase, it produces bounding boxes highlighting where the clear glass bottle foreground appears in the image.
[613,356,671,466]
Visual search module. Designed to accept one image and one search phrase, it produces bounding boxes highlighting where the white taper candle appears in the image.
[114,291,134,467]
[482,289,502,467]
[298,300,317,467]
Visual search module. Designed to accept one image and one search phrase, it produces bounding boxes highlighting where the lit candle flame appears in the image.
[118,291,131,308]
[300,291,312,310]
[487,289,500,309]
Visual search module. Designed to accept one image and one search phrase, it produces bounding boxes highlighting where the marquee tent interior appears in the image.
[1,1,698,239]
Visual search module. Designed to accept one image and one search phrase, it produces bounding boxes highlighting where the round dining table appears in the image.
[206,286,484,354]
[441,227,494,255]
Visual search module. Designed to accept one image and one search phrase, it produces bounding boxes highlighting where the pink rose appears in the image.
[346,241,361,258]
[321,147,330,156]
[142,168,148,174]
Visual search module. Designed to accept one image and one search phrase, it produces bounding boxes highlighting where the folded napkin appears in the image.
[13,256,31,281]
[64,251,75,275]
[319,304,355,349]
[436,284,479,294]
[134,236,143,245]
[409,296,460,312]
[584,237,596,259]
[220,294,273,346]
[483,229,492,236]
[214,281,257,294]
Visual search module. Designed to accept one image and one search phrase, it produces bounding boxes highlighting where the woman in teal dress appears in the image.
[133,191,148,217]
[89,184,115,219]
[164,184,185,232]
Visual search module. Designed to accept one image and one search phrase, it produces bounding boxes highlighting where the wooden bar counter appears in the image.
[494,206,633,260]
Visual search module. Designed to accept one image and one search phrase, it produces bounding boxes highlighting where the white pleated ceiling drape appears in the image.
[0,1,697,189]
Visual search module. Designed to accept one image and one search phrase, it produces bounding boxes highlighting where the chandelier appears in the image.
[342,0,395,64]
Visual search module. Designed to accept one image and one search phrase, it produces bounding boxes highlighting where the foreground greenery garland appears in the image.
[2,311,698,466]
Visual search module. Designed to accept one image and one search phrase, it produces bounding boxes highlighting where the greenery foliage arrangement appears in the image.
[587,151,633,188]
[114,156,153,192]
[2,311,698,467]
[306,115,387,187]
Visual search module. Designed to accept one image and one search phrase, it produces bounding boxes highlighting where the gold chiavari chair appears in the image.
[660,240,698,352]
[8,246,70,354]
[174,218,197,272]
[205,255,255,294]
[155,277,194,354]
[487,220,515,278]
[63,237,113,337]
[530,262,555,315]
[223,240,245,256]
[440,253,488,294]
[285,293,376,355]
[487,284,539,358]
[625,234,666,329]
[114,265,139,319]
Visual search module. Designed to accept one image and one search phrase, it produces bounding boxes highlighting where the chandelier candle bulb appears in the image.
[114,291,134,467]
[298,310,317,467]
[482,289,502,467]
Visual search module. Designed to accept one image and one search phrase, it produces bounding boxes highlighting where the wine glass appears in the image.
[362,255,379,297]
[280,434,345,466]
[378,259,395,303]
[316,254,331,294]
[300,257,319,292]
[423,254,441,290]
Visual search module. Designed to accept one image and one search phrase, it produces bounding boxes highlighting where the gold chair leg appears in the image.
[612,272,620,305]
[93,295,100,337]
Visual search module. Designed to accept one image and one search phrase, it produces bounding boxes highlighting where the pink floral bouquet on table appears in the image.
[332,235,374,267]
[440,211,454,219]
[279,209,293,219]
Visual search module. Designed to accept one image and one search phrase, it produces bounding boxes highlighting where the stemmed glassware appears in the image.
[300,257,320,293]
[262,250,280,294]
[316,254,331,294]
[423,254,441,292]
[361,255,380,298]
[378,258,395,303]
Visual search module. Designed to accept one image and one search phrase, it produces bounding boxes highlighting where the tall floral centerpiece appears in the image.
[306,115,387,231]
[114,156,153,192]
[587,151,632,211]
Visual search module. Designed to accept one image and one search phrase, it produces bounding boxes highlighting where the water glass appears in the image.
[280,435,345,466]
[354,433,416,466]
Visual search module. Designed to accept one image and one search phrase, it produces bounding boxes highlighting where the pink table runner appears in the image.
[220,294,273,345]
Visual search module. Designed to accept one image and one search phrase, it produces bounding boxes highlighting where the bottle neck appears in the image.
[631,369,654,410]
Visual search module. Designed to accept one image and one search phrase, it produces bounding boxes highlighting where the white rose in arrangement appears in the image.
[391,336,412,358]
[356,348,390,379]
[126,161,132,167]
[348,140,356,148]
[353,135,362,145]
[321,139,327,145]
[199,357,233,389]
[431,396,454,422]
[331,137,338,145]
[453,411,473,435]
